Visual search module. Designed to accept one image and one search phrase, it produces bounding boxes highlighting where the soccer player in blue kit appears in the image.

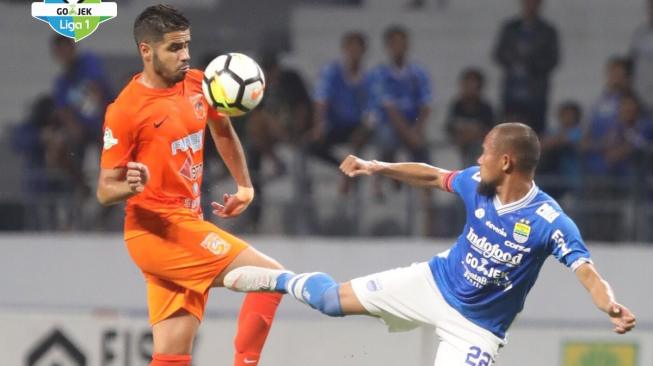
[225,122,636,365]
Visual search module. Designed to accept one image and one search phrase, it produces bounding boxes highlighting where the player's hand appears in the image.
[212,186,254,218]
[339,155,382,177]
[607,302,636,334]
[126,162,150,193]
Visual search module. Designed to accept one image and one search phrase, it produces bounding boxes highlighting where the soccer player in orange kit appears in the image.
[96,5,283,366]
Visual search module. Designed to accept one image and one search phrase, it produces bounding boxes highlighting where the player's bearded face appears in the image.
[152,30,191,85]
[478,178,499,197]
[477,132,501,197]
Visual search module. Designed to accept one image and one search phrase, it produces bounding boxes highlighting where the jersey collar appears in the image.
[493,182,538,215]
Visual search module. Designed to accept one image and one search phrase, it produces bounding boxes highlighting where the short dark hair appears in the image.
[557,100,582,122]
[383,24,408,44]
[460,67,485,88]
[493,122,541,173]
[133,5,190,45]
[607,55,632,78]
[342,31,366,49]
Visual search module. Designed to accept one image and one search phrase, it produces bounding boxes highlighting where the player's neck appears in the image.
[139,68,176,89]
[344,60,361,76]
[495,177,534,206]
[391,57,407,70]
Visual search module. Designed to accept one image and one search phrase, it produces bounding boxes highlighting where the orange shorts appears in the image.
[125,218,249,325]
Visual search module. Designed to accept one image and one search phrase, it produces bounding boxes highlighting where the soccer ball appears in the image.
[202,53,266,117]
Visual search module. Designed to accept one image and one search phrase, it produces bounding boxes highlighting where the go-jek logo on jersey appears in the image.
[32,0,117,42]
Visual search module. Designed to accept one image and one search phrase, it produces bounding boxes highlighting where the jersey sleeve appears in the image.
[207,106,225,121]
[444,166,481,209]
[414,66,433,106]
[548,213,592,271]
[313,63,336,103]
[449,166,480,196]
[100,104,135,169]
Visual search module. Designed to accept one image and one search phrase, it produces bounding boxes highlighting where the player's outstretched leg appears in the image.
[283,272,344,316]
[225,266,358,317]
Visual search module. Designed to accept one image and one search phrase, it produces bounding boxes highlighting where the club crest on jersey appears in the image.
[200,233,231,256]
[513,219,531,244]
[475,208,485,219]
[190,94,207,120]
[103,127,118,150]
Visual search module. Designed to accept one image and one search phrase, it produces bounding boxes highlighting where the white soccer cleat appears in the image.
[223,266,293,292]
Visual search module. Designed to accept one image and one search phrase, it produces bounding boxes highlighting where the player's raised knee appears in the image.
[298,273,344,317]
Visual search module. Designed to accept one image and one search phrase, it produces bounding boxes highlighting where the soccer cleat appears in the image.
[224,266,294,292]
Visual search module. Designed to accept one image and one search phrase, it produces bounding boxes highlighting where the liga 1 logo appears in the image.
[32,0,117,42]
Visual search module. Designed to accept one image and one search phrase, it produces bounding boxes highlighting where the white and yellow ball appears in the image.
[202,53,265,117]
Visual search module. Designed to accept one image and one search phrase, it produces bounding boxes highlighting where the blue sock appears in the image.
[285,272,343,317]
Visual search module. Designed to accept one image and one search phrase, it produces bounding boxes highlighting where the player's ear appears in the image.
[501,154,512,173]
[138,42,152,60]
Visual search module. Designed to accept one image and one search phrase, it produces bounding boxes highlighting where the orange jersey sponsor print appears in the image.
[101,69,221,239]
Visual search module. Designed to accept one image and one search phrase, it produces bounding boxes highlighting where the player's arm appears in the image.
[339,154,452,191]
[311,101,328,141]
[96,162,149,206]
[575,262,636,334]
[207,114,254,218]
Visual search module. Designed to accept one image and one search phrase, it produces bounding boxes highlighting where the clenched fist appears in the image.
[339,155,382,177]
[126,162,150,193]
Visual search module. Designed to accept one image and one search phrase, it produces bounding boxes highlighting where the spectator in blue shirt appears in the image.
[581,56,632,176]
[367,25,434,233]
[367,25,433,166]
[539,101,583,199]
[50,35,112,228]
[584,93,653,242]
[310,32,371,169]
[604,93,653,176]
[51,35,112,150]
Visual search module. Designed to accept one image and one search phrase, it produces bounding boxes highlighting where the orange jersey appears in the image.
[101,69,220,239]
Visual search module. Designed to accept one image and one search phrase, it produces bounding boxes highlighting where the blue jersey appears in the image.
[367,63,432,125]
[429,166,592,339]
[53,52,112,136]
[314,60,370,129]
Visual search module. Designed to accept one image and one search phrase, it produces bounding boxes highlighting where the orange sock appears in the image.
[150,353,191,366]
[234,292,283,366]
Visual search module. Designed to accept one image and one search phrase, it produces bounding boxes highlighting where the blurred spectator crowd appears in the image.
[7,0,653,242]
